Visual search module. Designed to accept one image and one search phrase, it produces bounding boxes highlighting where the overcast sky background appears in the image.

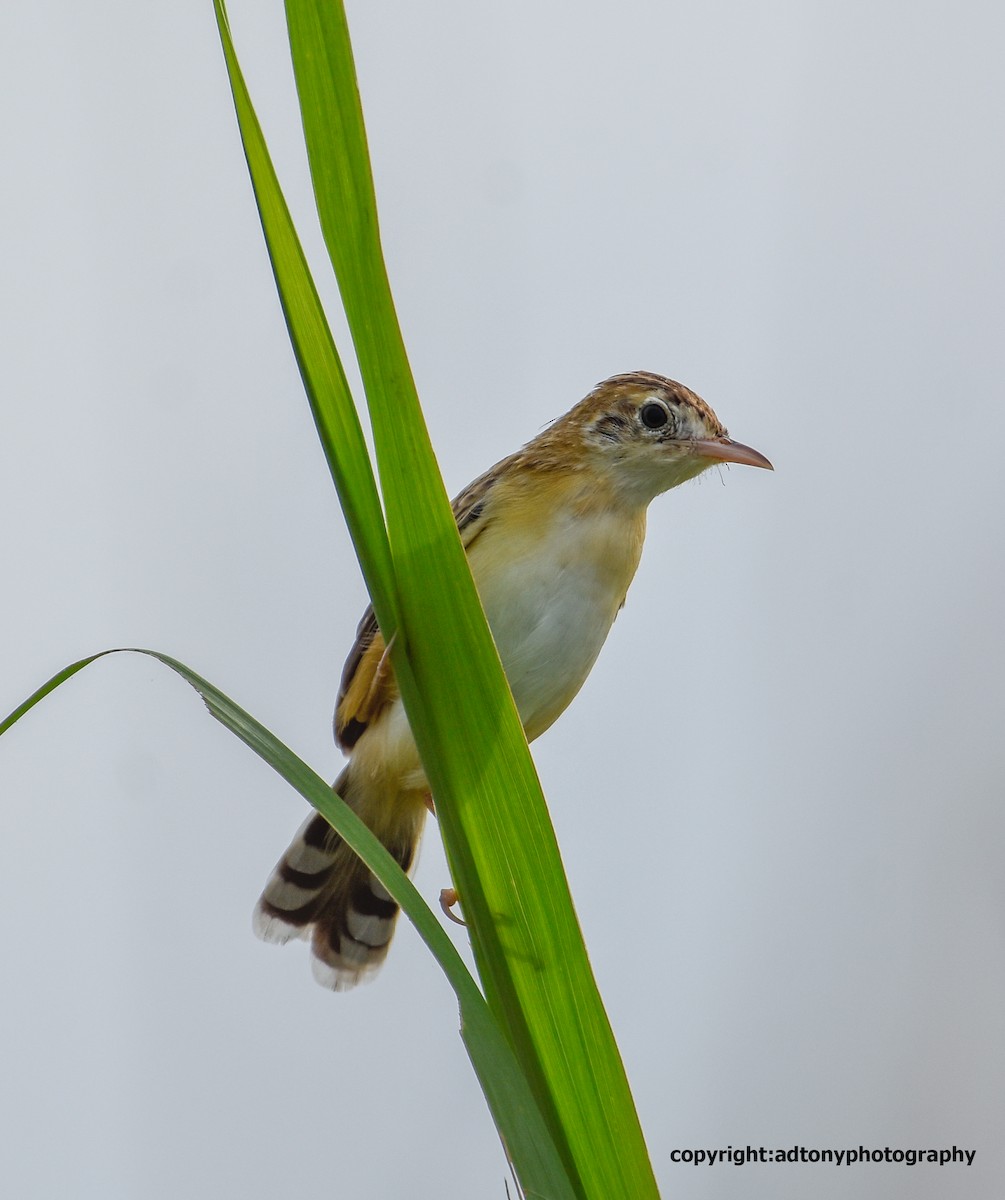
[2,3,1003,1198]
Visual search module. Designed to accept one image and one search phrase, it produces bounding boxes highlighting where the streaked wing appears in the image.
[333,609,391,750]
[450,460,501,546]
[333,460,505,751]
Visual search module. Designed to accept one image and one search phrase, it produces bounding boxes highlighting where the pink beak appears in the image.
[691,438,773,471]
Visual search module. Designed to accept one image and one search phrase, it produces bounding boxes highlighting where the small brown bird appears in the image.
[254,371,772,989]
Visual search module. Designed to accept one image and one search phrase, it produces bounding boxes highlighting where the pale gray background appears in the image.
[1,2,1002,1198]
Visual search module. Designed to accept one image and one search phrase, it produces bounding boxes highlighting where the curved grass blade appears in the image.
[214,0,398,646]
[1,648,577,1200]
[282,4,659,1197]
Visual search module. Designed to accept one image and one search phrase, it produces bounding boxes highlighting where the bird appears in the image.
[253,371,772,989]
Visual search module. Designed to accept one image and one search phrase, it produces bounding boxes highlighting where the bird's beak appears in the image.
[690,438,773,471]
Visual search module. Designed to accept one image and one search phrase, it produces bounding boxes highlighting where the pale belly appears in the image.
[467,505,643,742]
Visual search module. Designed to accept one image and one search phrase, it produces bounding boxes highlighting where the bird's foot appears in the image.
[439,887,466,926]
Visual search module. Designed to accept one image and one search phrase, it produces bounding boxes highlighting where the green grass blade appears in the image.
[0,649,578,1200]
[0,654,106,737]
[282,3,660,1197]
[213,0,398,643]
[210,8,580,1196]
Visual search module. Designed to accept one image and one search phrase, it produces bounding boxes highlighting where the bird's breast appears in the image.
[467,496,645,742]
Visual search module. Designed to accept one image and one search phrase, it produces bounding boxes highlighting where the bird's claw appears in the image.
[439,887,466,926]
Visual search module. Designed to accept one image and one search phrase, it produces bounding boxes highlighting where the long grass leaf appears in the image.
[210,7,580,1196]
[282,3,660,1197]
[214,0,397,641]
[0,647,578,1200]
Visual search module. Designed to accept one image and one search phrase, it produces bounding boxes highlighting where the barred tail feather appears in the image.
[253,807,341,945]
[308,841,414,991]
[253,768,424,990]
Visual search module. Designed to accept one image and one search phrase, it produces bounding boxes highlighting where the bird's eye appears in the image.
[640,401,669,430]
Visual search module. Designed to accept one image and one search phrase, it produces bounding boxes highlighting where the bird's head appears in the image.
[554,371,772,505]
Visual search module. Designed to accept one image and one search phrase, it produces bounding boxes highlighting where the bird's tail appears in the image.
[253,765,426,990]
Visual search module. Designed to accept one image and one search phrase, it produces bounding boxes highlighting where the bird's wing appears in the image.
[333,461,504,751]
